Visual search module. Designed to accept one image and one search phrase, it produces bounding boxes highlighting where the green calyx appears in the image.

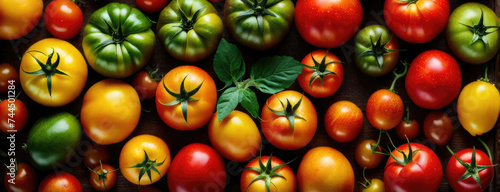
[94,19,126,52]
[87,161,119,192]
[358,35,396,68]
[160,75,203,125]
[168,7,202,44]
[148,68,162,82]
[388,136,421,166]
[446,145,495,187]
[402,0,418,7]
[461,10,500,47]
[22,48,70,96]
[244,152,292,192]
[267,96,306,131]
[305,51,339,87]
[388,61,408,93]
[128,150,166,185]
[236,0,280,35]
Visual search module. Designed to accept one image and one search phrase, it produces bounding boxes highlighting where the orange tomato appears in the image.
[324,101,363,142]
[241,155,296,192]
[297,50,344,98]
[0,0,43,40]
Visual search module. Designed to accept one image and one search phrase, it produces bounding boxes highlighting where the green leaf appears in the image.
[251,56,303,94]
[239,88,259,119]
[216,87,241,121]
[214,39,246,89]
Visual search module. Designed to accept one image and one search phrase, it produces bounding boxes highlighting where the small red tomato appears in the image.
[133,69,161,100]
[38,172,83,192]
[44,0,83,39]
[355,139,384,169]
[395,107,419,140]
[89,164,118,191]
[0,98,28,133]
[82,145,111,168]
[324,101,363,142]
[446,146,494,192]
[423,111,453,146]
[4,163,38,192]
[0,63,19,93]
[136,0,168,13]
[297,50,344,98]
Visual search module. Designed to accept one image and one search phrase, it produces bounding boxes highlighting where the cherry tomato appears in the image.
[38,172,83,192]
[241,155,296,192]
[89,164,118,191]
[133,69,161,100]
[136,0,168,13]
[0,98,28,133]
[0,63,18,93]
[446,146,494,192]
[359,168,385,192]
[297,50,343,98]
[355,139,384,169]
[395,107,419,140]
[423,111,453,146]
[82,145,111,171]
[4,163,37,192]
[44,0,83,39]
[324,100,363,142]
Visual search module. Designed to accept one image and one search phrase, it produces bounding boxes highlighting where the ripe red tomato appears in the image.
[89,164,118,191]
[384,142,443,192]
[241,155,296,192]
[136,0,168,13]
[0,98,28,133]
[384,0,450,43]
[43,0,83,39]
[395,107,419,140]
[355,139,384,169]
[133,70,161,100]
[38,172,83,192]
[294,0,363,48]
[4,163,37,192]
[82,145,111,169]
[423,111,453,146]
[446,147,494,192]
[324,101,363,142]
[167,143,226,192]
[297,50,343,98]
[406,50,462,109]
[0,63,18,93]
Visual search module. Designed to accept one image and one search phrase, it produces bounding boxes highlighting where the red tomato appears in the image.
[297,50,343,98]
[355,139,384,169]
[0,98,28,133]
[82,144,111,169]
[136,0,168,13]
[167,143,226,192]
[406,50,462,110]
[446,147,494,192]
[294,0,363,48]
[89,164,118,191]
[0,63,18,93]
[43,0,83,39]
[4,163,37,192]
[133,70,161,100]
[395,107,419,140]
[384,142,443,192]
[384,0,450,43]
[261,90,317,150]
[241,155,296,192]
[38,172,83,192]
[324,101,363,142]
[423,111,453,146]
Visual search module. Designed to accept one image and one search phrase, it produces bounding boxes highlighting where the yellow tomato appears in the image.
[0,0,43,40]
[20,38,87,107]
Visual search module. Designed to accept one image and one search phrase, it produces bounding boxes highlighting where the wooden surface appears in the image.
[1,0,499,191]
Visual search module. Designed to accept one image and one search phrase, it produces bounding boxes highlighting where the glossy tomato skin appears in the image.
[360,178,386,192]
[136,0,168,13]
[384,143,443,192]
[156,65,217,130]
[133,70,160,100]
[446,148,494,192]
[384,0,449,43]
[38,172,83,192]
[0,63,19,93]
[0,99,28,133]
[297,146,354,192]
[209,110,261,162]
[44,0,83,40]
[81,79,141,145]
[4,163,38,192]
[297,50,344,98]
[168,143,226,192]
[241,156,296,192]
[355,139,384,169]
[324,101,363,142]
[366,89,404,130]
[295,0,363,48]
[261,90,317,150]
[395,119,419,141]
[406,50,462,110]
[82,145,111,170]
[89,164,117,191]
[423,111,453,146]
[0,0,43,40]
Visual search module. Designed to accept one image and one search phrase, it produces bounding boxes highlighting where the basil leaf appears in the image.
[239,88,259,119]
[213,39,246,89]
[216,87,241,122]
[251,56,303,94]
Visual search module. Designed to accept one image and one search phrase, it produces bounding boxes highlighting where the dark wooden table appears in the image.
[1,0,499,191]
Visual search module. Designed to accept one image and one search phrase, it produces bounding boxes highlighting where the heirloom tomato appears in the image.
[38,172,82,192]
[297,50,343,98]
[83,145,111,169]
[241,155,296,192]
[4,163,37,192]
[136,0,168,13]
[0,98,28,133]
[44,0,83,40]
[423,111,453,146]
[89,163,118,191]
[395,107,419,141]
[355,139,384,169]
[133,69,161,100]
[446,146,494,192]
[324,101,363,142]
[0,63,19,93]
[0,0,42,40]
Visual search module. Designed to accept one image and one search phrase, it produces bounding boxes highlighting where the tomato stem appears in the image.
[403,106,412,123]
[305,50,339,88]
[266,95,306,132]
[244,149,294,192]
[148,68,162,82]
[478,137,493,162]
[479,66,491,83]
[388,61,408,93]
[371,130,383,154]
[159,75,203,125]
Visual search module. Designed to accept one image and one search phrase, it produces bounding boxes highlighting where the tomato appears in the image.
[157,0,223,61]
[261,90,317,150]
[38,172,82,192]
[20,38,88,107]
[4,163,37,192]
[209,110,261,162]
[44,0,83,40]
[446,3,500,64]
[0,63,19,93]
[406,50,462,110]
[355,139,384,169]
[82,145,111,169]
[359,168,385,192]
[133,69,161,100]
[120,135,171,185]
[0,98,28,133]
[25,112,81,170]
[168,143,226,192]
[224,0,294,50]
[0,0,43,40]
[241,155,296,192]
[384,142,443,192]
[384,0,449,43]
[89,164,118,191]
[83,3,155,78]
[156,65,217,130]
[446,146,494,192]
[295,0,362,48]
[136,0,168,13]
[423,111,453,146]
[324,101,363,142]
[297,50,343,98]
[395,107,419,140]
[457,69,500,136]
[354,25,399,77]
[81,79,141,145]
[297,146,354,192]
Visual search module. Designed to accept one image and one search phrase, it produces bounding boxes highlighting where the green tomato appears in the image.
[446,2,500,64]
[25,112,82,171]
[82,3,155,78]
[354,25,399,77]
[157,0,223,62]
[224,0,294,50]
